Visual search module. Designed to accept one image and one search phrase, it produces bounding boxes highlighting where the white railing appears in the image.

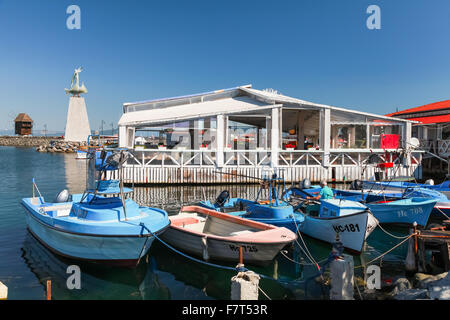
[126,148,421,169]
[438,140,450,155]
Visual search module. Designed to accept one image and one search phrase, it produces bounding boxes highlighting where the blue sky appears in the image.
[0,0,449,132]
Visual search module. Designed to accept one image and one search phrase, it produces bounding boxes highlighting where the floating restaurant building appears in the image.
[115,85,421,184]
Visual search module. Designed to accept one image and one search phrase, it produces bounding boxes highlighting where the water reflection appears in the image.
[21,232,214,300]
[63,153,87,194]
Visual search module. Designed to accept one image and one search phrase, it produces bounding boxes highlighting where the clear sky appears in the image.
[0,0,449,133]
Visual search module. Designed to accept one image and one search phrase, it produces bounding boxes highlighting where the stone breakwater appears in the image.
[35,140,84,153]
[0,136,84,153]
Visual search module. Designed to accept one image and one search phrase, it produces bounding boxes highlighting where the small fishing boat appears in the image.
[365,198,438,227]
[76,135,115,160]
[160,205,297,266]
[199,173,307,233]
[362,180,450,199]
[294,198,378,254]
[288,185,438,227]
[22,150,170,267]
[75,147,89,159]
[201,170,377,254]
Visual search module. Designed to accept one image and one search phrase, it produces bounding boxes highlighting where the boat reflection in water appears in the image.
[21,232,212,300]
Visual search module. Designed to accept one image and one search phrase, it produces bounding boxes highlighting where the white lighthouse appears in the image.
[64,67,91,142]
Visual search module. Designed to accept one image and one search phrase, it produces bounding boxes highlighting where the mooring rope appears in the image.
[140,223,277,281]
[290,211,322,273]
[280,250,329,266]
[354,232,417,269]
[434,206,450,220]
[375,221,412,240]
[258,286,272,300]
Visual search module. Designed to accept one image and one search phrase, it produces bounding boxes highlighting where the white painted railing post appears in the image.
[216,114,225,167]
[271,107,280,168]
[321,108,331,169]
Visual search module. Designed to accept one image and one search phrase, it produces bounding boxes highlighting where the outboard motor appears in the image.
[53,189,72,203]
[350,179,363,190]
[298,178,311,189]
[214,190,230,207]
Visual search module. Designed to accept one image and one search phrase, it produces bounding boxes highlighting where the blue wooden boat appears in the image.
[199,193,305,233]
[287,186,438,227]
[333,186,450,222]
[22,150,170,267]
[362,180,450,199]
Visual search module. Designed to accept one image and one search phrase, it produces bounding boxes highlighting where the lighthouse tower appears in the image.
[64,67,91,142]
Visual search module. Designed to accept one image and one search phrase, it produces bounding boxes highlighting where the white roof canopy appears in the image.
[118,85,414,127]
[119,95,277,127]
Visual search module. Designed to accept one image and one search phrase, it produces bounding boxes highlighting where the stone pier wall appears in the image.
[0,136,82,153]
[0,136,62,147]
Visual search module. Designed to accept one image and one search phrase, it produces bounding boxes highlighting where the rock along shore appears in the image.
[0,136,84,153]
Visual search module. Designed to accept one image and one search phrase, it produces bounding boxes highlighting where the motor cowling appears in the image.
[214,190,230,207]
[53,189,72,203]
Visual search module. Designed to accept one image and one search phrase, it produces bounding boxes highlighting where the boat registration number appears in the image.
[229,244,258,253]
[333,224,361,233]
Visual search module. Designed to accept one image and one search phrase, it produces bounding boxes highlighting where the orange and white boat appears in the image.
[160,205,297,266]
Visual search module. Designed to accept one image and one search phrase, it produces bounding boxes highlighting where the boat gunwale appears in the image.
[170,205,297,244]
[23,202,170,238]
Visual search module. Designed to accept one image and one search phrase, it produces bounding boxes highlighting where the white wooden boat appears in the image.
[160,205,297,266]
[297,199,379,254]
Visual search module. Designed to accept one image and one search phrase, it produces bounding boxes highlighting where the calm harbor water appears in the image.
[0,146,412,300]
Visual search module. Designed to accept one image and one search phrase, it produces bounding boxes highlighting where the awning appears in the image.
[410,114,450,124]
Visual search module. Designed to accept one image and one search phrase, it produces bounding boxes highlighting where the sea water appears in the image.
[0,146,410,300]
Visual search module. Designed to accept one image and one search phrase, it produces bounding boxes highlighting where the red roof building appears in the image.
[386,100,450,156]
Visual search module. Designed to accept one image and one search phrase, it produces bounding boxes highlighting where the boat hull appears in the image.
[161,206,296,266]
[76,150,88,160]
[366,198,436,227]
[160,227,289,266]
[25,210,155,267]
[298,211,377,254]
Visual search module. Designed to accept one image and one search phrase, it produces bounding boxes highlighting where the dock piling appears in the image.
[405,228,417,274]
[231,270,260,300]
[330,254,355,300]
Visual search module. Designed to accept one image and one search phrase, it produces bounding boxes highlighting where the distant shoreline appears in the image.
[0,135,63,147]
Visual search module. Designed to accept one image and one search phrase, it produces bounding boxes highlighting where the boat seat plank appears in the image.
[171,217,199,227]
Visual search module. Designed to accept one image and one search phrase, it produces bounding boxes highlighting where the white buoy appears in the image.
[330,254,354,300]
[231,270,260,300]
[0,281,8,300]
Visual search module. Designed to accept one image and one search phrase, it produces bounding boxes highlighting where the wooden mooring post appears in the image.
[46,280,51,300]
[405,222,450,274]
